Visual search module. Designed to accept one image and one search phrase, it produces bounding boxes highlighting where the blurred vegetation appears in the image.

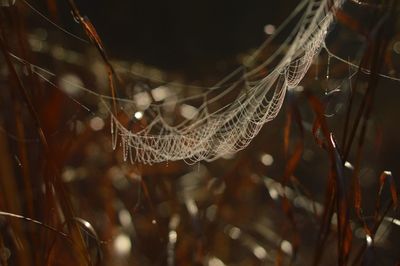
[0,0,400,265]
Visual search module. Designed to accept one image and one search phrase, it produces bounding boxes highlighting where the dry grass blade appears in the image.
[0,5,95,264]
[64,0,119,115]
[277,95,305,264]
[351,170,398,265]
[0,211,71,241]
[375,171,398,221]
[306,93,352,266]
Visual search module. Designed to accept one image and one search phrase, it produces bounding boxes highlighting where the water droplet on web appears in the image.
[323,80,350,117]
[264,24,276,35]
[14,155,22,168]
[326,55,331,80]
[134,111,143,120]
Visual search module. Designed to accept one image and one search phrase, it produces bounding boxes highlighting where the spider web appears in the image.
[11,0,345,164]
[109,0,344,164]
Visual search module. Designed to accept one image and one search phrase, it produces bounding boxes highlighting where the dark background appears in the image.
[62,0,298,75]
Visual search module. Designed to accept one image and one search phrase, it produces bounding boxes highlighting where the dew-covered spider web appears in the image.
[11,0,345,164]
